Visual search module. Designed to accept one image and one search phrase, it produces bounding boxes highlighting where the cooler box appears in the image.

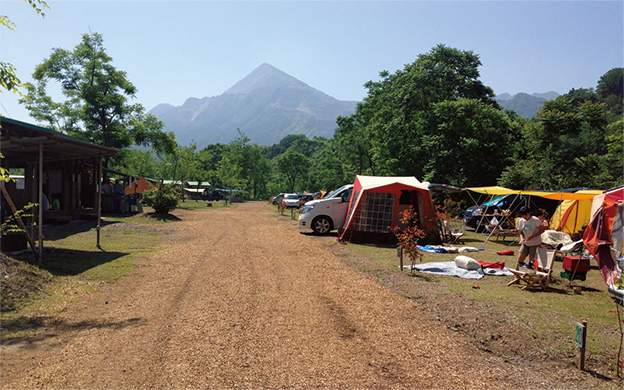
[563,256,590,273]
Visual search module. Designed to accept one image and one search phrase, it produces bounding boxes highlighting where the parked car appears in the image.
[298,184,354,234]
[298,194,314,205]
[465,194,558,231]
[205,190,224,201]
[282,193,301,208]
[272,193,285,205]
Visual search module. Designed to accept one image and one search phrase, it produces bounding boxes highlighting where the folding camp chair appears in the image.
[507,248,557,291]
[448,219,465,245]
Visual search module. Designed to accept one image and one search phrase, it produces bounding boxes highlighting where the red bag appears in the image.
[497,250,514,256]
[477,260,506,269]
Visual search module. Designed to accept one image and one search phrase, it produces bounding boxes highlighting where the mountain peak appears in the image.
[224,63,308,95]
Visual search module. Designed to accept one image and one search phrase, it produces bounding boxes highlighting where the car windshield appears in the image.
[482,195,505,207]
[326,185,350,199]
[284,194,298,199]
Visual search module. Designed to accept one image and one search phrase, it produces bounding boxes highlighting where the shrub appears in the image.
[142,184,180,214]
[390,205,425,268]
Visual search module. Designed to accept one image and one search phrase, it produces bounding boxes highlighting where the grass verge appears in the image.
[1,213,169,341]
[315,228,624,382]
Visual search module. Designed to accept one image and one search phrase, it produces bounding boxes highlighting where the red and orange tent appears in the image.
[338,176,439,244]
[583,186,624,286]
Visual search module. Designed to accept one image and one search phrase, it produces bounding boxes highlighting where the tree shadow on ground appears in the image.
[33,248,129,276]
[1,316,146,344]
[142,212,181,222]
[41,219,120,241]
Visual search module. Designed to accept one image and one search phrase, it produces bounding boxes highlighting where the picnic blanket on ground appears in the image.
[417,245,484,254]
[402,261,513,279]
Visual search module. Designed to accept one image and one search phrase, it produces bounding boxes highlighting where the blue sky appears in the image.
[1,0,622,123]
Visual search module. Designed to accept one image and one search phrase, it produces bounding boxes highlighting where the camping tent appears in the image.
[338,176,439,244]
[550,190,603,236]
[583,186,624,286]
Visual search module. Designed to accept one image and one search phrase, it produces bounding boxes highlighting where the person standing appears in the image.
[516,206,547,270]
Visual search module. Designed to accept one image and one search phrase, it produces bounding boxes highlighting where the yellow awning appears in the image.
[465,186,520,195]
[520,190,603,200]
[466,187,602,200]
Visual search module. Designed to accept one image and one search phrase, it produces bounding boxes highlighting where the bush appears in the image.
[142,184,180,214]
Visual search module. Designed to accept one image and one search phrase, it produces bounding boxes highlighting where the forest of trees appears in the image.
[106,46,622,203]
[5,25,623,205]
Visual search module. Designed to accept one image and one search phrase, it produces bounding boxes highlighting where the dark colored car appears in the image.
[298,194,314,205]
[272,193,285,205]
[464,194,558,231]
[206,191,224,201]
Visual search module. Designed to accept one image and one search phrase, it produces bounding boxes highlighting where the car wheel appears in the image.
[312,216,332,235]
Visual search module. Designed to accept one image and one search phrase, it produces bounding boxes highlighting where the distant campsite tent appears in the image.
[550,190,603,236]
[583,187,624,286]
[338,176,439,244]
[125,176,155,196]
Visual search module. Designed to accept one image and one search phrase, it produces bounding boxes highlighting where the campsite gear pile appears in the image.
[561,256,591,281]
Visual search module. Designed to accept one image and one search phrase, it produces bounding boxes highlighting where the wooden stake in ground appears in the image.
[575,320,587,371]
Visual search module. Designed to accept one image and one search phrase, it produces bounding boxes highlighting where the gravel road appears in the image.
[1,202,549,388]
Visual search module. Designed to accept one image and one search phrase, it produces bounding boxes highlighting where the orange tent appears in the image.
[125,176,155,195]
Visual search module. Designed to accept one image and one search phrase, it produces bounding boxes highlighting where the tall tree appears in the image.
[334,44,508,186]
[596,67,623,115]
[19,32,175,165]
[276,150,309,192]
[500,97,621,189]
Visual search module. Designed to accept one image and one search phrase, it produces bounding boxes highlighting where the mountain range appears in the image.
[495,91,560,118]
[149,63,559,147]
[149,63,358,147]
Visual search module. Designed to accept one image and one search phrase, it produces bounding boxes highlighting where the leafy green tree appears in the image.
[1,1,48,95]
[335,45,506,186]
[424,98,519,187]
[215,156,246,205]
[306,138,347,192]
[596,68,623,114]
[227,131,271,199]
[276,150,309,192]
[111,149,160,179]
[19,32,175,165]
[500,97,620,189]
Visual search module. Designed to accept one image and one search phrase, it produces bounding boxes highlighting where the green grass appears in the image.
[176,199,230,210]
[342,230,623,374]
[1,214,168,340]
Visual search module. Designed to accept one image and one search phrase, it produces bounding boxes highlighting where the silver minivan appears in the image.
[298,185,353,234]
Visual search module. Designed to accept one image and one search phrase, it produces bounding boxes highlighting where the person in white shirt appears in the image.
[516,206,548,270]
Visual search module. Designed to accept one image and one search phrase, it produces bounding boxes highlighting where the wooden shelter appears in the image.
[1,117,118,259]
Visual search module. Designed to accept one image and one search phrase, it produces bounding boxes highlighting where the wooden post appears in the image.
[38,143,43,263]
[96,156,102,249]
[575,320,587,371]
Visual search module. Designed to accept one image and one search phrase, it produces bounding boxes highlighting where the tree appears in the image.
[596,68,623,114]
[227,131,271,199]
[276,150,309,192]
[1,1,49,95]
[334,45,506,186]
[500,97,621,189]
[424,98,519,187]
[215,156,245,206]
[597,68,623,100]
[19,32,175,165]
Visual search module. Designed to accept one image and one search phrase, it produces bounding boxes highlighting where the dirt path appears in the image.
[2,202,550,388]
